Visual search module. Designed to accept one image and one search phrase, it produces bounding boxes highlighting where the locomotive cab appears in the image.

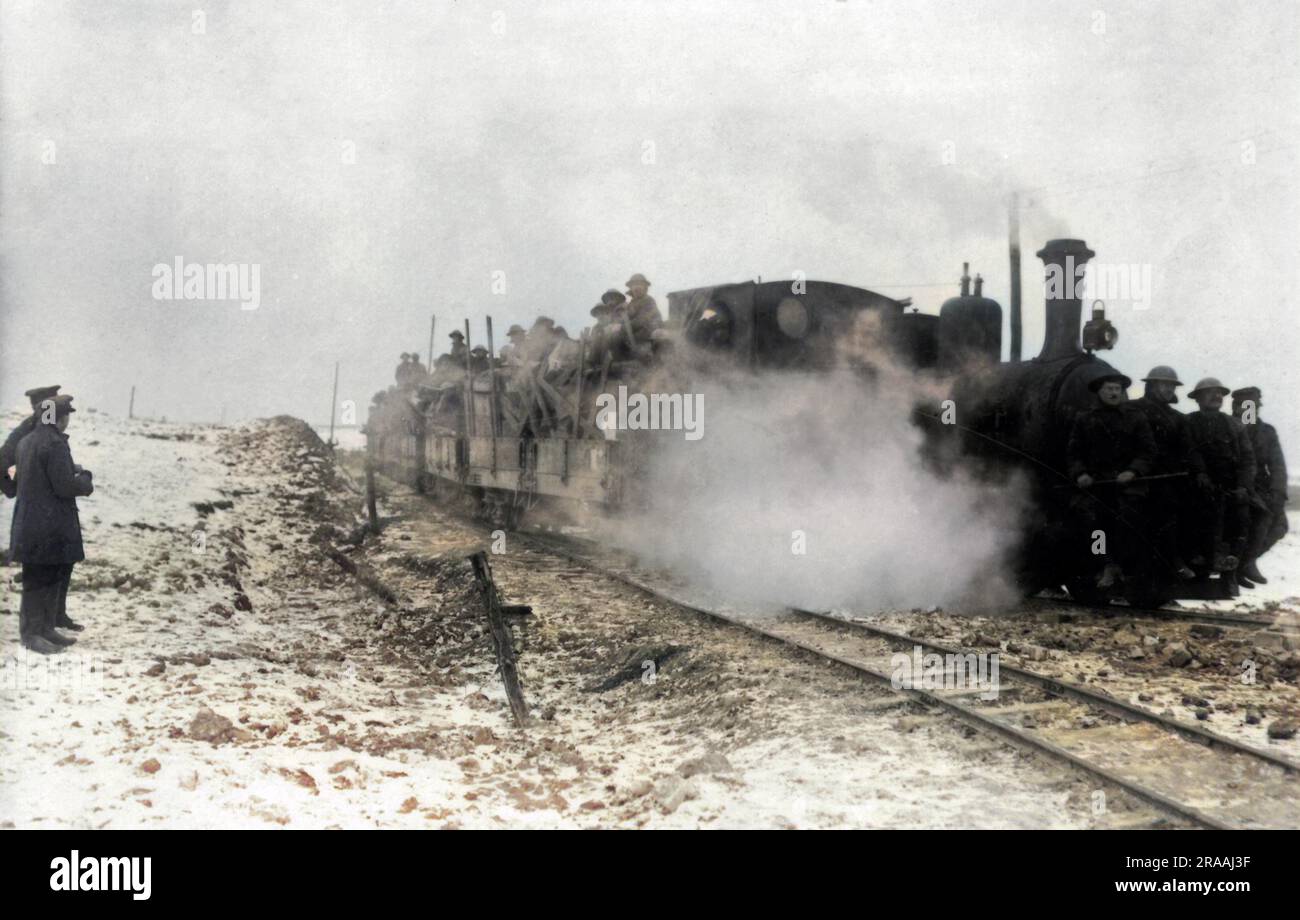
[668,280,923,371]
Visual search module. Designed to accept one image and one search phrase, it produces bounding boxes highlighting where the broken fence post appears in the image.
[365,457,380,534]
[468,551,530,727]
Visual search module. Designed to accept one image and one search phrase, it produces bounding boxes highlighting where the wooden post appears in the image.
[427,315,436,370]
[572,330,587,438]
[128,386,136,419]
[328,361,340,448]
[485,316,500,437]
[463,319,476,437]
[469,551,530,727]
[1008,190,1022,362]
[486,316,500,474]
[364,441,380,534]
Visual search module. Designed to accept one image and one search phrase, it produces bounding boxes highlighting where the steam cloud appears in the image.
[598,356,1027,615]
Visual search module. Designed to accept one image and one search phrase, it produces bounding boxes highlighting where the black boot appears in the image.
[22,635,64,655]
[1242,560,1267,584]
[42,630,77,647]
[55,617,84,632]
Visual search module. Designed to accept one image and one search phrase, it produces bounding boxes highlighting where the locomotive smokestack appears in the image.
[960,262,971,297]
[1035,238,1095,362]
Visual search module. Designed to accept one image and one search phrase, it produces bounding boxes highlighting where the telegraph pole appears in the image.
[427,315,436,369]
[128,385,136,419]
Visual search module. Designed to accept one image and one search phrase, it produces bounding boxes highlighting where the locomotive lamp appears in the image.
[1081,299,1119,352]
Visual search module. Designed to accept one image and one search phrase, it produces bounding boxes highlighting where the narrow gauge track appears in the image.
[1026,594,1283,631]
[517,529,1300,830]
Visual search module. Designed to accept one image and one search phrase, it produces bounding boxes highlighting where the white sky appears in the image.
[2,0,1297,451]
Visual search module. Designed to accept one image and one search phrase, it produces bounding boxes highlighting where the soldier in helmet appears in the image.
[622,273,663,358]
[1186,377,1255,579]
[524,317,556,364]
[499,325,527,367]
[1130,366,1206,580]
[395,353,411,387]
[1,385,62,499]
[1231,386,1288,586]
[408,350,429,384]
[1067,372,1156,589]
[434,331,467,371]
[468,345,490,374]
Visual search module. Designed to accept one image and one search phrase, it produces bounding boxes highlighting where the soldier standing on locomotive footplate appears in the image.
[1231,385,1288,587]
[1067,373,1156,590]
[1131,366,1206,580]
[1186,377,1255,582]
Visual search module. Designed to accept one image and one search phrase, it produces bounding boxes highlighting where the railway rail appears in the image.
[1025,593,1283,631]
[517,529,1300,830]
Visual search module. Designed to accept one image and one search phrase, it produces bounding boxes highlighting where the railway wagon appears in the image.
[368,279,927,527]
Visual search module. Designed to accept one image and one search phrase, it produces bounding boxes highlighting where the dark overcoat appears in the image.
[0,414,36,498]
[8,423,94,564]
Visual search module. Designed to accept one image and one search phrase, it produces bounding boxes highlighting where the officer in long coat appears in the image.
[1130,367,1206,579]
[1066,372,1156,588]
[1186,377,1255,576]
[1231,385,1288,585]
[9,394,94,653]
[0,385,61,499]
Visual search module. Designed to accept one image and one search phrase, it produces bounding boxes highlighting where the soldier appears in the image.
[1186,377,1255,578]
[623,273,663,357]
[1066,372,1156,588]
[468,345,490,374]
[587,302,614,363]
[434,331,467,371]
[1231,386,1288,586]
[9,395,94,653]
[499,325,527,366]
[407,350,429,383]
[524,317,556,364]
[546,326,580,371]
[1,384,61,499]
[394,353,411,387]
[1130,367,1205,579]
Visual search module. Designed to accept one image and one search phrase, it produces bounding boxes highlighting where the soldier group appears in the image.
[2,385,94,654]
[1067,367,1288,591]
[400,272,664,389]
[394,352,430,387]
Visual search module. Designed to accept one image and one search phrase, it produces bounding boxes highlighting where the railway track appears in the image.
[1026,593,1284,630]
[524,530,1283,630]
[518,529,1300,830]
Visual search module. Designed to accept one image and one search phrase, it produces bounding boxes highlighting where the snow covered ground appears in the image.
[3,407,1283,829]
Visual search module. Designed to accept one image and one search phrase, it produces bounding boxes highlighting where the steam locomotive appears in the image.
[368,238,1220,607]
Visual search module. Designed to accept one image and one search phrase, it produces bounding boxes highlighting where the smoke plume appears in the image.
[597,333,1027,615]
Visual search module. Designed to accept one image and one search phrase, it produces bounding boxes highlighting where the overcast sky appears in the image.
[2,0,1297,452]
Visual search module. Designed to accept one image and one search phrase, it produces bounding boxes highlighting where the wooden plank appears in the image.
[469,551,530,727]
